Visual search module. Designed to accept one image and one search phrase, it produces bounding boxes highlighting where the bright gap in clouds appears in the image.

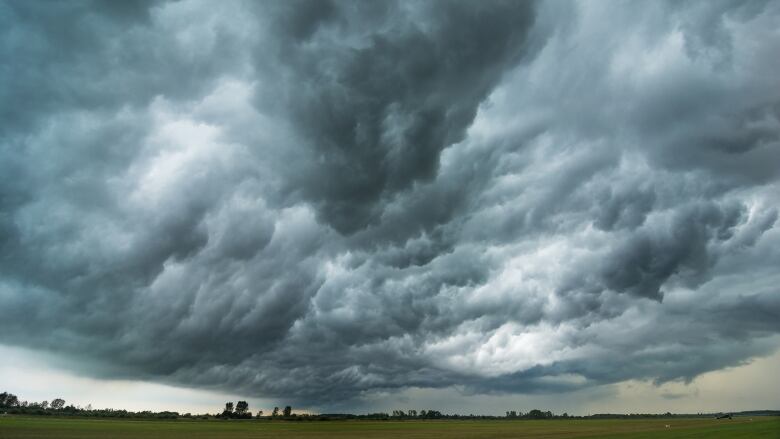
[0,345,268,415]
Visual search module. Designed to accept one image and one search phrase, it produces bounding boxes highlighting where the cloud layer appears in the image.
[1,0,779,408]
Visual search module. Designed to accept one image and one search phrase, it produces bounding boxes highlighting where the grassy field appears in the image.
[0,416,778,438]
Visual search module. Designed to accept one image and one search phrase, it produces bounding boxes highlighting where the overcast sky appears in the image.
[1,0,779,415]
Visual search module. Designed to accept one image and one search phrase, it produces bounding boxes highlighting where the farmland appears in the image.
[0,416,777,438]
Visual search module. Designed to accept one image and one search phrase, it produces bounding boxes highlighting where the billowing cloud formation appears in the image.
[1,0,779,408]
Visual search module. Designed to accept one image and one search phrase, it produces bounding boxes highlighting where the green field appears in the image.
[0,416,778,438]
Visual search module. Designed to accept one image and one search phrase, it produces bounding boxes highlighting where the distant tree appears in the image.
[272,407,279,417]
[0,392,19,408]
[50,398,65,410]
[421,410,442,419]
[283,406,292,417]
[408,409,417,417]
[256,410,263,418]
[221,402,234,417]
[40,401,49,409]
[235,401,249,416]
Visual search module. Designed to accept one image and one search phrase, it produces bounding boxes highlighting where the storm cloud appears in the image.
[1,0,779,409]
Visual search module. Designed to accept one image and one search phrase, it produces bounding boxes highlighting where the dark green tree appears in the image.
[235,401,249,417]
[525,409,552,419]
[0,392,19,408]
[283,406,292,417]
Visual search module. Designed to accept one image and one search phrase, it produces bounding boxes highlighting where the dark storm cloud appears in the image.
[264,1,536,233]
[1,0,779,409]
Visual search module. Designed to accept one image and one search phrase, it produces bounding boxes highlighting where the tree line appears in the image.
[218,401,295,419]
[2,390,754,421]
[0,391,179,419]
[1,392,65,411]
[0,392,574,421]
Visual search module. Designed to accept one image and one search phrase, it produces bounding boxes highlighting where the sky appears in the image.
[1,0,779,416]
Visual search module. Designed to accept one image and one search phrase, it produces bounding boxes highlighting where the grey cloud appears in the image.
[1,0,779,411]
[598,201,745,300]
[264,0,537,233]
[594,184,656,231]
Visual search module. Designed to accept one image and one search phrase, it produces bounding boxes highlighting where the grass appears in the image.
[0,416,778,438]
